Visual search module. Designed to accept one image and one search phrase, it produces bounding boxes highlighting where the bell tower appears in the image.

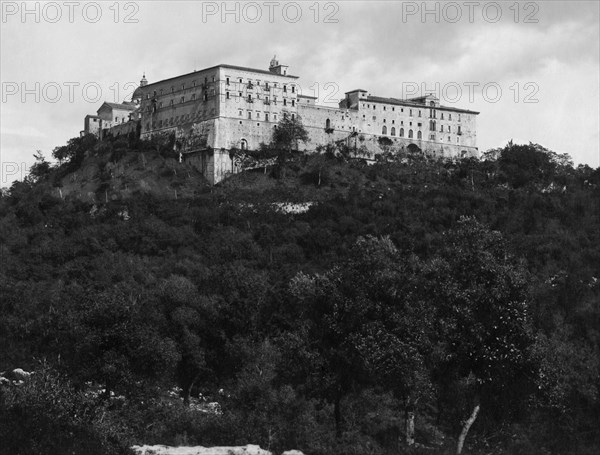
[268,55,288,76]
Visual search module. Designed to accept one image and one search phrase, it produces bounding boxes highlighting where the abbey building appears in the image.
[83,57,479,184]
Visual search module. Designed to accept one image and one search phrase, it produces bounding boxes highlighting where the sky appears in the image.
[1,0,599,185]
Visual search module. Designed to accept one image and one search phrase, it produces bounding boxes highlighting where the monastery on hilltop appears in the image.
[83,57,479,184]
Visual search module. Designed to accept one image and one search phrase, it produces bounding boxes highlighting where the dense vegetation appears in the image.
[0,133,599,455]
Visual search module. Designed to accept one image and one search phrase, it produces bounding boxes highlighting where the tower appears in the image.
[268,55,288,76]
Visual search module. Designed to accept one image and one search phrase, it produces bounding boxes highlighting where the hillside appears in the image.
[1,137,599,455]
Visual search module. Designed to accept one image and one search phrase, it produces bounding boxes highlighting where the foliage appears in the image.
[0,141,598,454]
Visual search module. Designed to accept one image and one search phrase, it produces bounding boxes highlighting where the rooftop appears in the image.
[141,63,299,90]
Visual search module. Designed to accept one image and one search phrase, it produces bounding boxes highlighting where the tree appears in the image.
[271,113,309,178]
[424,218,535,454]
[288,236,433,444]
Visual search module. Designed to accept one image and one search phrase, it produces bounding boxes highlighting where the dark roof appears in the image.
[85,114,100,119]
[366,95,479,115]
[345,89,368,94]
[141,63,299,89]
[298,94,317,99]
[98,102,136,111]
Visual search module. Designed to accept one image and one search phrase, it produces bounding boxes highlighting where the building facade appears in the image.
[84,58,479,184]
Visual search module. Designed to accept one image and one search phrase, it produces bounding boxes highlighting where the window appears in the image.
[448,136,451,142]
[182,84,185,90]
[409,109,412,116]
[265,113,269,122]
[248,94,252,102]
[408,129,413,138]
[383,106,386,111]
[449,114,452,120]
[274,114,277,121]
[192,93,196,100]
[226,77,230,85]
[153,90,157,96]
[392,120,395,124]
[239,78,242,83]
[247,111,251,119]
[373,105,375,110]
[430,120,436,130]
[226,92,230,99]
[283,85,287,92]
[170,100,174,106]
[239,92,242,98]
[115,116,119,122]
[440,124,443,132]
[158,102,163,108]
[372,116,376,121]
[382,126,387,135]
[325,118,331,129]
[447,125,451,132]
[418,110,422,117]
[417,131,422,139]
[291,100,295,107]
[240,139,247,150]
[265,82,270,90]
[283,99,287,106]
[181,96,185,103]
[441,113,444,120]
[170,87,174,93]
[392,107,395,111]
[238,110,242,116]
[291,114,295,120]
[457,126,462,134]
[383,119,386,123]
[391,127,396,136]
[256,112,260,119]
[193,81,196,87]
[291,86,295,93]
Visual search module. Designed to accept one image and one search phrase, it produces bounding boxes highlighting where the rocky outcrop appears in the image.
[131,445,271,455]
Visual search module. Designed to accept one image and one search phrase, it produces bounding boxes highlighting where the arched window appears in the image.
[417,131,422,139]
[408,129,413,138]
[325,118,331,129]
[400,128,404,137]
[240,139,247,150]
[382,125,387,135]
[430,120,436,130]
[391,127,396,136]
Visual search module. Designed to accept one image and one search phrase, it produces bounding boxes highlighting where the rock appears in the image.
[11,368,32,379]
[131,444,271,455]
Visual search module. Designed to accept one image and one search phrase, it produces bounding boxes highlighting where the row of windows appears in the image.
[238,110,281,122]
[226,77,294,93]
[145,76,295,100]
[231,92,295,106]
[361,103,463,122]
[380,126,422,139]
[428,120,462,134]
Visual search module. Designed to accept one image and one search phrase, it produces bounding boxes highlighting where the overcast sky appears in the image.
[1,0,599,185]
